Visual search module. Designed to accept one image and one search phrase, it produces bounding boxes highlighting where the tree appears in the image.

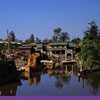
[9,31,16,42]
[52,35,58,42]
[59,32,70,42]
[71,37,81,45]
[25,39,29,43]
[36,37,41,43]
[78,21,100,71]
[53,28,62,42]
[54,28,62,35]
[29,34,34,43]
[43,38,49,44]
[25,34,34,43]
[0,38,3,41]
[84,21,99,40]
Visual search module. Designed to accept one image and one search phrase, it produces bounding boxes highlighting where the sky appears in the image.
[0,0,100,41]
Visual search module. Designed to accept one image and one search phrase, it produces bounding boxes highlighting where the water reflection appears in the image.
[78,76,85,88]
[0,80,22,96]
[79,72,100,96]
[0,64,100,96]
[24,71,42,87]
[46,64,74,89]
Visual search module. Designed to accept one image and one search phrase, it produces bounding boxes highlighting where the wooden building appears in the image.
[47,42,76,61]
[18,44,36,57]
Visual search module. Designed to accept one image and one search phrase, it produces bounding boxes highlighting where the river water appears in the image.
[0,66,100,96]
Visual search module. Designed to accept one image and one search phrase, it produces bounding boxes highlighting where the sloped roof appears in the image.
[49,42,68,46]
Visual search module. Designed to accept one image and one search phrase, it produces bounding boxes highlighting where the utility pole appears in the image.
[6,29,11,54]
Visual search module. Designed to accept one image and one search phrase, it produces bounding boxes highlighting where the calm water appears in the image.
[0,67,100,96]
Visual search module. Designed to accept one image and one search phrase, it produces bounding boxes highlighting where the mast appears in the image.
[6,29,11,54]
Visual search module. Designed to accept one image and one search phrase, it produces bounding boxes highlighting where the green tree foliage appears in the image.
[29,34,34,43]
[52,35,58,42]
[78,21,100,70]
[52,28,70,42]
[25,34,34,43]
[36,37,41,43]
[59,32,70,42]
[84,21,99,40]
[9,31,16,42]
[0,38,3,41]
[71,37,81,45]
[53,28,62,42]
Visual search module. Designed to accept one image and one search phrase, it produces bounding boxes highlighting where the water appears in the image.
[0,67,100,96]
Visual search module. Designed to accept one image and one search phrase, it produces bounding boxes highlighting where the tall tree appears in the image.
[29,34,34,43]
[53,28,62,42]
[84,21,99,40]
[78,21,100,71]
[25,34,34,43]
[60,32,70,42]
[9,31,16,42]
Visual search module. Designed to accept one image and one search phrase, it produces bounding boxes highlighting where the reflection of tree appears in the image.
[85,72,100,96]
[48,69,71,89]
[55,79,63,89]
[0,80,22,96]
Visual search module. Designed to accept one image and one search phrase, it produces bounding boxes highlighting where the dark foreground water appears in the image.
[0,68,100,96]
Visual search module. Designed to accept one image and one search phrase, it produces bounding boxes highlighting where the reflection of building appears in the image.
[29,76,41,86]
[0,81,22,96]
[47,68,72,89]
[24,72,41,87]
[47,42,76,61]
